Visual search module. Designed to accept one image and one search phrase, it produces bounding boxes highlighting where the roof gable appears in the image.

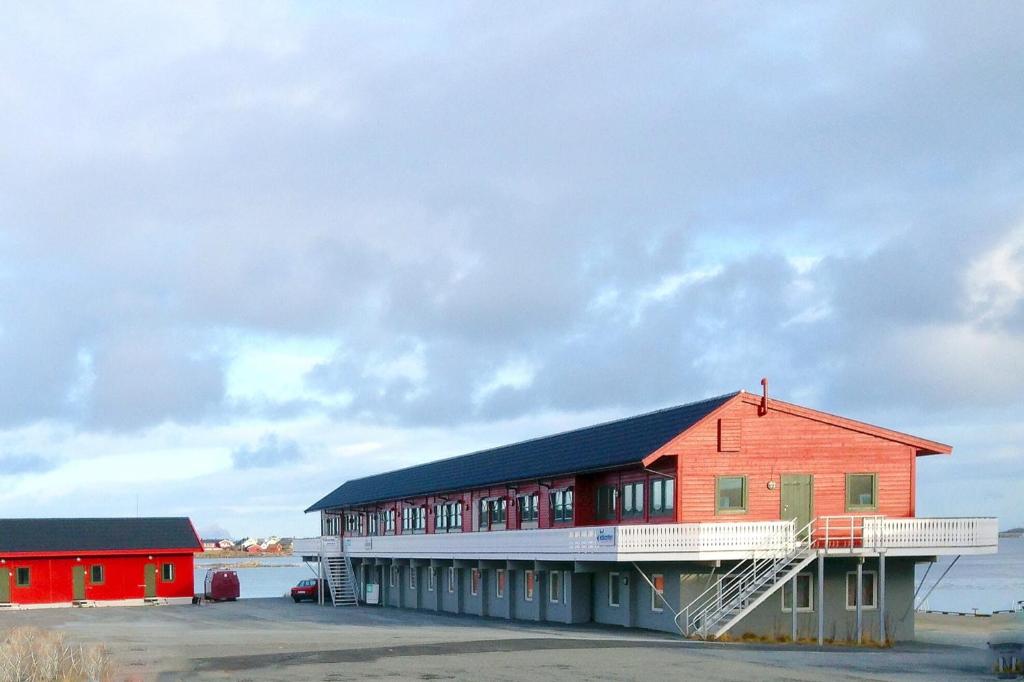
[306,392,739,512]
[0,517,203,554]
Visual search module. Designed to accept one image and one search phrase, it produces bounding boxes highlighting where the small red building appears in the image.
[0,517,203,607]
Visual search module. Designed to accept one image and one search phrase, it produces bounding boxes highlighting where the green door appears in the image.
[781,474,813,535]
[72,565,86,601]
[144,563,157,598]
[0,567,10,603]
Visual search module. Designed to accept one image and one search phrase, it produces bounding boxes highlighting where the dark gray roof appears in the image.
[0,517,202,554]
[307,392,738,512]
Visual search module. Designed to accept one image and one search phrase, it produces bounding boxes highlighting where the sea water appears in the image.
[194,555,317,599]
[194,539,1024,612]
[916,537,1024,613]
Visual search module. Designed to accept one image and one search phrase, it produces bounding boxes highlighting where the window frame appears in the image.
[524,570,535,601]
[650,573,665,612]
[845,570,878,610]
[518,493,539,525]
[608,572,620,607]
[550,488,574,523]
[470,568,481,596]
[649,477,675,516]
[90,564,105,585]
[715,475,748,514]
[496,569,506,598]
[161,563,175,582]
[549,570,561,604]
[595,485,618,520]
[781,573,814,612]
[621,481,644,517]
[845,473,878,511]
[447,567,456,593]
[390,565,399,588]
[15,567,30,587]
[409,567,417,590]
[428,567,436,592]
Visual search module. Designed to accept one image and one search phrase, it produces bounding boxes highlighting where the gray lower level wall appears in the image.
[350,556,917,643]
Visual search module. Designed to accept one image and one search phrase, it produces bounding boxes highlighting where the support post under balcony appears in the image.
[817,554,824,646]
[790,577,797,641]
[855,559,863,644]
[879,552,886,643]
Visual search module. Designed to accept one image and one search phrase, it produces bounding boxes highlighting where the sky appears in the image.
[1,2,1022,539]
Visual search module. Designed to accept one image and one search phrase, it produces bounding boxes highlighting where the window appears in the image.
[846,571,877,610]
[549,571,561,603]
[409,568,417,590]
[390,565,399,587]
[15,567,30,587]
[496,569,506,598]
[650,477,675,516]
[479,498,507,530]
[387,509,396,533]
[608,572,620,607]
[846,473,877,511]
[471,568,481,596]
[90,565,104,585]
[518,494,539,524]
[402,506,426,533]
[447,567,456,593]
[428,567,436,592]
[161,563,175,582]
[550,488,573,523]
[781,573,813,612]
[323,515,339,536]
[596,485,618,520]
[435,502,462,533]
[651,573,665,612]
[716,476,747,513]
[524,570,535,601]
[368,513,378,536]
[345,513,360,534]
[622,481,644,517]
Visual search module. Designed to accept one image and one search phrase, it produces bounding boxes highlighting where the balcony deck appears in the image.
[293,516,998,563]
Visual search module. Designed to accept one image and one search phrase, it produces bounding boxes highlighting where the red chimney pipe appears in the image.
[759,377,768,416]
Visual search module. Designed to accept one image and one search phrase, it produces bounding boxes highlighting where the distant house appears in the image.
[245,544,262,554]
[0,517,203,607]
[217,539,235,550]
[202,539,224,552]
[238,538,258,550]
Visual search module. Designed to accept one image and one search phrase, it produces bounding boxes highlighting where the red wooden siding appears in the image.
[3,553,195,605]
[718,417,741,452]
[669,398,916,523]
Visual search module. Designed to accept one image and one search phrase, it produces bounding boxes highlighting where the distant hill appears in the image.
[999,527,1024,538]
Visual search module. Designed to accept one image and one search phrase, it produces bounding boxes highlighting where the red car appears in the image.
[291,578,328,602]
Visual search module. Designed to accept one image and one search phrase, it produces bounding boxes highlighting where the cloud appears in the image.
[0,453,57,476]
[0,3,1022,527]
[231,433,303,470]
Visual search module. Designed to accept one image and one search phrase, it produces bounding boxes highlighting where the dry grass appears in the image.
[0,627,116,682]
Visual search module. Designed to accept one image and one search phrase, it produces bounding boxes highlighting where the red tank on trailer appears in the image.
[204,568,240,601]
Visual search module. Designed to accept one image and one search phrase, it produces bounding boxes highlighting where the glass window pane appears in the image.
[717,477,745,510]
[847,474,875,508]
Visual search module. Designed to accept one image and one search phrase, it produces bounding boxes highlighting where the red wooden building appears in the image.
[0,517,203,608]
[298,387,998,643]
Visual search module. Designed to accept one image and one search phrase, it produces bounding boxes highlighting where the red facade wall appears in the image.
[3,553,195,605]
[663,397,916,523]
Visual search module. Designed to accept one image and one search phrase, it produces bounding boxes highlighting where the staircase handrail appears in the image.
[681,517,817,637]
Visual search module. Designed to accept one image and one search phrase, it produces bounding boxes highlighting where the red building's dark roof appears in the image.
[307,392,738,512]
[0,517,202,554]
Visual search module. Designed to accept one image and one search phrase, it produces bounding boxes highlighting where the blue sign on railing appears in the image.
[596,528,616,546]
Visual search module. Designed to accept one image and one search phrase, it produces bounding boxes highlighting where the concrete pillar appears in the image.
[817,555,824,646]
[855,560,863,644]
[879,553,887,643]
[480,568,489,618]
[790,576,798,641]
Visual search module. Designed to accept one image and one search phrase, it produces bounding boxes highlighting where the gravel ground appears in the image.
[0,599,1007,681]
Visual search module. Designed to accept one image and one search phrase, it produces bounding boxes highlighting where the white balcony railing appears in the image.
[292,516,998,563]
